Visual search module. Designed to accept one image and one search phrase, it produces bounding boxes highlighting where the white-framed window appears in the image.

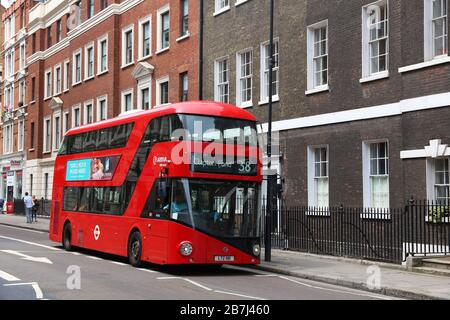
[139,16,152,60]
[53,112,62,151]
[307,20,328,92]
[54,64,62,95]
[156,76,170,107]
[97,95,108,121]
[73,49,82,85]
[98,34,108,74]
[63,111,70,133]
[121,89,134,112]
[137,79,151,110]
[215,0,230,14]
[363,141,390,209]
[72,105,81,127]
[427,157,450,203]
[425,0,448,60]
[44,69,52,99]
[19,41,26,70]
[180,72,188,102]
[4,85,14,110]
[122,25,134,67]
[236,49,253,108]
[19,80,26,105]
[3,123,13,154]
[18,120,24,152]
[214,57,230,103]
[260,39,280,103]
[307,146,329,209]
[85,42,95,80]
[63,59,70,92]
[84,100,94,124]
[362,1,389,78]
[157,5,170,52]
[43,117,51,153]
[180,0,189,37]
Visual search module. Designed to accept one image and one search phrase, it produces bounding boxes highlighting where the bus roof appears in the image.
[66,101,258,136]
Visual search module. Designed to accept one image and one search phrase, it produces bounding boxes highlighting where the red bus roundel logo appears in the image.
[94,225,101,240]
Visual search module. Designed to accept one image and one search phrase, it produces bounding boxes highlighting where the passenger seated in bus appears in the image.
[165,193,188,220]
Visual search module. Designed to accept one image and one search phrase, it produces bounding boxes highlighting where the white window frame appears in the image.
[361,0,389,82]
[122,24,135,68]
[97,95,108,121]
[84,42,95,80]
[214,0,230,16]
[52,111,62,152]
[43,117,51,153]
[137,78,152,110]
[138,15,152,60]
[362,140,390,217]
[157,4,170,53]
[19,80,26,105]
[3,123,13,154]
[44,68,53,100]
[156,76,170,107]
[236,48,253,108]
[214,56,230,103]
[307,145,330,214]
[83,100,94,125]
[425,0,449,61]
[63,59,70,92]
[19,41,26,71]
[63,110,70,134]
[260,39,280,104]
[72,104,81,128]
[72,49,82,86]
[97,34,109,75]
[54,64,62,95]
[427,157,450,201]
[18,120,24,152]
[121,88,134,113]
[306,20,329,94]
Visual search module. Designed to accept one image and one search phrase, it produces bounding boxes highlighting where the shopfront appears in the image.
[1,158,25,213]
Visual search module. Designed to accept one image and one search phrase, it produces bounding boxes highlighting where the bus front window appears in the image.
[168,179,260,238]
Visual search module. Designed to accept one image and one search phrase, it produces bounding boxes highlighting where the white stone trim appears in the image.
[398,56,450,73]
[401,139,450,159]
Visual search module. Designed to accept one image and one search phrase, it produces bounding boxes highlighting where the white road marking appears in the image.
[110,261,128,266]
[137,268,157,273]
[1,250,53,264]
[0,235,60,251]
[213,290,266,300]
[70,252,81,256]
[4,282,44,299]
[254,274,278,277]
[278,276,393,300]
[183,278,213,291]
[0,269,20,282]
[157,276,180,280]
[86,256,102,260]
[0,225,44,234]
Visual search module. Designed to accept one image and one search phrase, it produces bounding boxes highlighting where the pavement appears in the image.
[0,213,449,300]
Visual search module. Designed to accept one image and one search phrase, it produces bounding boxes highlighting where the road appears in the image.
[0,224,396,300]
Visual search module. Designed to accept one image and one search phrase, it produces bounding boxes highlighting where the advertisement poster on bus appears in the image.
[66,155,120,181]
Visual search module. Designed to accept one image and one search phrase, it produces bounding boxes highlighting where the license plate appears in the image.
[214,256,235,262]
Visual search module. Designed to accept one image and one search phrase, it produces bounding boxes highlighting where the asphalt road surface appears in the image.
[0,224,396,300]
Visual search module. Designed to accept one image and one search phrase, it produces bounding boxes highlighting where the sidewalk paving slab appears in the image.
[1,214,450,300]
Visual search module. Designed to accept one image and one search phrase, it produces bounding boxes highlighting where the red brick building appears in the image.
[4,0,199,200]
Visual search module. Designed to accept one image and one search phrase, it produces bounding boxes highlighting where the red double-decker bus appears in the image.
[49,101,262,266]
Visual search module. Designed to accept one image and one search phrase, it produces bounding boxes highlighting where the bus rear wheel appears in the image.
[63,223,73,251]
[128,231,142,267]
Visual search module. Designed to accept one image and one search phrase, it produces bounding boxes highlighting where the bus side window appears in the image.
[160,116,171,142]
[110,123,133,149]
[170,115,185,141]
[71,134,83,154]
[63,187,79,212]
[97,128,109,150]
[149,118,161,144]
[141,179,170,219]
[83,131,97,152]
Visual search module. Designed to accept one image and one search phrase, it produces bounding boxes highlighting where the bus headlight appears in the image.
[252,244,261,257]
[179,242,193,256]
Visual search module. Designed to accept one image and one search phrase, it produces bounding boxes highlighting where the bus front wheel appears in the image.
[63,223,73,251]
[128,231,142,267]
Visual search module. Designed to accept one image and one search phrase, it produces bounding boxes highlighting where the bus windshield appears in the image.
[159,179,260,238]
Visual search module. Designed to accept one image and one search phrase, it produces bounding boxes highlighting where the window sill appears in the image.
[235,0,249,7]
[84,75,95,82]
[138,55,152,62]
[155,103,171,108]
[305,85,329,95]
[238,102,253,109]
[63,89,69,93]
[259,95,280,106]
[29,100,36,105]
[72,81,82,87]
[29,148,35,152]
[359,71,389,84]
[176,33,190,42]
[156,47,170,55]
[44,96,52,101]
[213,6,231,17]
[398,56,450,73]
[121,62,135,69]
[53,92,62,97]
[42,151,51,155]
[97,69,109,76]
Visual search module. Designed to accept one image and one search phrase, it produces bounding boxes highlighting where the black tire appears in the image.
[62,223,73,251]
[128,231,142,267]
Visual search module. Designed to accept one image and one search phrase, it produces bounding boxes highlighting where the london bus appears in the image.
[49,101,263,266]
